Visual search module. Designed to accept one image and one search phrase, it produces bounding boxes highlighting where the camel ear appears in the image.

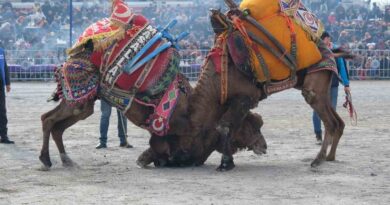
[209,9,230,35]
[224,0,239,9]
[84,39,94,53]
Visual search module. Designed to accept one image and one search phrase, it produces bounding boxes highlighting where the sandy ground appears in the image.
[0,81,389,205]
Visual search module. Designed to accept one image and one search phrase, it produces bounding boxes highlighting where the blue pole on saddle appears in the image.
[123,20,178,73]
[123,19,189,75]
[128,31,189,74]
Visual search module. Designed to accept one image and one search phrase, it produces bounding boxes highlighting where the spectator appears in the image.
[335,3,346,21]
[0,45,13,144]
[96,99,133,149]
[371,2,383,19]
[27,4,47,28]
[369,56,380,78]
[385,6,390,22]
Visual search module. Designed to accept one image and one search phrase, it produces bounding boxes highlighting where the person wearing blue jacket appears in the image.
[313,31,351,144]
[0,46,14,144]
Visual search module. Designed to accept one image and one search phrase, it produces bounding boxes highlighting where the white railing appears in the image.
[348,49,390,80]
[7,49,390,81]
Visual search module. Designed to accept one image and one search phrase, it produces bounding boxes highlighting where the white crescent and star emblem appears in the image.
[113,5,132,18]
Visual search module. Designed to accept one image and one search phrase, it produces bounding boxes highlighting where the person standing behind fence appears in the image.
[96,99,133,149]
[0,46,14,144]
[312,31,351,145]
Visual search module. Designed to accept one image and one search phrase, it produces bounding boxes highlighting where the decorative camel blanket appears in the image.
[85,15,182,136]
[278,0,324,40]
[56,4,184,136]
[99,48,181,111]
[238,0,324,81]
[55,59,99,105]
[99,46,182,137]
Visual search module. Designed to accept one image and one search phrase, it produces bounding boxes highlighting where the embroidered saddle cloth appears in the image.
[86,15,182,136]
[55,59,99,105]
[57,9,182,136]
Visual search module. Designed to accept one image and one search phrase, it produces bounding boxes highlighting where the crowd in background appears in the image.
[1,1,389,52]
[0,0,389,78]
[304,0,390,50]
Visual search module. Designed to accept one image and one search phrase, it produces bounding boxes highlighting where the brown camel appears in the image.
[146,51,345,171]
[39,43,267,170]
[143,9,346,171]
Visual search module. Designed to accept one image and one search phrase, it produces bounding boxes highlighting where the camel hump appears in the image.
[236,0,323,81]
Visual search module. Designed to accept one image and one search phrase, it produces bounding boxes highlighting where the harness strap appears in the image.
[221,41,229,105]
[215,32,229,105]
[229,14,297,83]
[240,10,298,69]
[251,44,271,84]
[231,15,253,45]
[247,32,297,76]
[281,12,297,79]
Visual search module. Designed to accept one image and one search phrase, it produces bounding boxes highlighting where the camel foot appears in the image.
[60,153,75,167]
[216,155,235,172]
[153,159,168,167]
[39,152,52,168]
[326,155,335,161]
[136,160,147,169]
[136,149,155,168]
[310,158,324,167]
[38,164,51,171]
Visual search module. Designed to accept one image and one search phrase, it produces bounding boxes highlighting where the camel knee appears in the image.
[42,118,56,133]
[216,123,230,137]
[339,119,345,133]
[334,118,345,137]
[326,116,345,137]
[41,113,48,122]
[302,89,317,105]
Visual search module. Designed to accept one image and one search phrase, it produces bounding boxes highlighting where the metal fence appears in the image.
[347,49,390,80]
[7,49,390,81]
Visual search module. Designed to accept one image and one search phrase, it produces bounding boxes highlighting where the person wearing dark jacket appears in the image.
[0,46,14,144]
[313,31,351,144]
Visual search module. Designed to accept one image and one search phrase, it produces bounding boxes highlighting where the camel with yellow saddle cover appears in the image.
[236,0,325,82]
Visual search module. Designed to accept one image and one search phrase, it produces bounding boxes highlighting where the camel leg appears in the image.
[302,71,344,167]
[216,95,253,171]
[39,101,74,170]
[51,101,94,167]
[326,107,345,161]
[136,148,158,168]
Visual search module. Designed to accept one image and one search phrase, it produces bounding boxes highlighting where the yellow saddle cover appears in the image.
[240,0,323,81]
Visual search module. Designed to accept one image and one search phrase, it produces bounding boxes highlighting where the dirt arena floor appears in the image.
[0,81,389,205]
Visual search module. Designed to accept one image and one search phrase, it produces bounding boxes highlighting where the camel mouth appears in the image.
[249,142,267,155]
[250,147,267,156]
